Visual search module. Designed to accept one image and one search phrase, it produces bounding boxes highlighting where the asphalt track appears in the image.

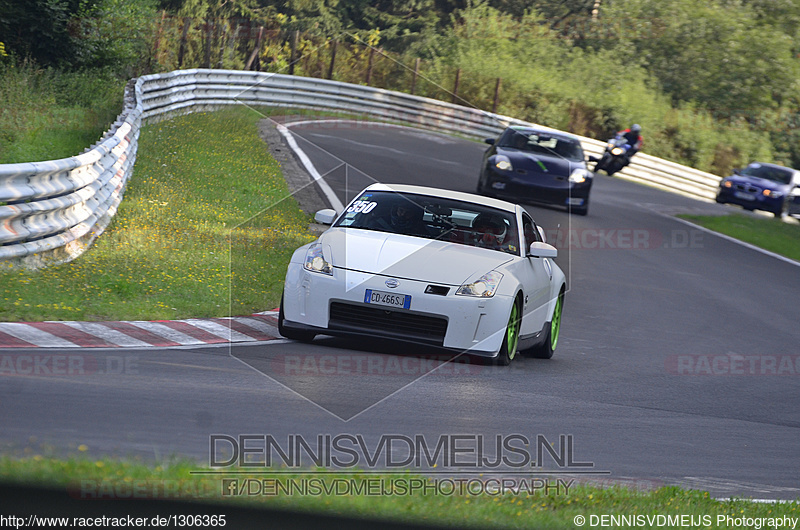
[1,119,799,500]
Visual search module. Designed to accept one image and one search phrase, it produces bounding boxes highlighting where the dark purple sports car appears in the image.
[477,126,594,216]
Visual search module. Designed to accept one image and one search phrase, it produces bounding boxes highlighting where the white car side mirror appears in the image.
[314,209,338,225]
[529,242,557,258]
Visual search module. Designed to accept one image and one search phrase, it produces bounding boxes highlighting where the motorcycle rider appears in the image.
[617,124,643,166]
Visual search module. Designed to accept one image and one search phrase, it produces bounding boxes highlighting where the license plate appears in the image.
[566,198,585,205]
[491,182,507,190]
[734,191,755,201]
[364,289,411,309]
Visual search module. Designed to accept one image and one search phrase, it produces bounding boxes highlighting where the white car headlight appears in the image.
[569,168,592,183]
[303,244,333,275]
[494,155,513,171]
[456,271,504,298]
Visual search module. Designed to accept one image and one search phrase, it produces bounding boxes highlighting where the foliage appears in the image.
[596,0,800,114]
[73,0,160,76]
[0,61,123,164]
[0,0,83,67]
[2,0,800,172]
[0,0,160,75]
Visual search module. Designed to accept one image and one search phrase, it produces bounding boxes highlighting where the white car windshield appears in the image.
[334,191,521,256]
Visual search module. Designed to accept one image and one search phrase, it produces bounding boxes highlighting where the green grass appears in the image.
[679,214,800,262]
[1,455,798,529]
[0,63,123,164]
[0,107,316,321]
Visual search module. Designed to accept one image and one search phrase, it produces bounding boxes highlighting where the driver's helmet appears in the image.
[390,203,422,228]
[472,213,508,244]
[631,123,642,133]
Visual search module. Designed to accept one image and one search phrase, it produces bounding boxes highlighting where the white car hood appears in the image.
[321,228,512,285]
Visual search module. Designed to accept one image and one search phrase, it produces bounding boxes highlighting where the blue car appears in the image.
[477,126,594,216]
[716,162,800,218]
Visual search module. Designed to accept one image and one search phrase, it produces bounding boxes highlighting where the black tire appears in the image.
[774,200,788,219]
[528,290,564,360]
[494,296,522,366]
[278,294,316,342]
[605,160,623,176]
[476,173,490,196]
[570,200,589,216]
[595,153,614,174]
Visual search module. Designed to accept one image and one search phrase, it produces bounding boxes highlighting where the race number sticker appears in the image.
[347,200,378,214]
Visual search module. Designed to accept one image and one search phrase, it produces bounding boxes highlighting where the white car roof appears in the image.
[361,183,519,214]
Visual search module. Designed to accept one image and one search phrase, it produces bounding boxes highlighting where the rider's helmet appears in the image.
[390,203,422,229]
[631,124,642,133]
[472,213,508,245]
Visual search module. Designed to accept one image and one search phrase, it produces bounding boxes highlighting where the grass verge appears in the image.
[0,63,123,165]
[1,456,798,529]
[679,214,800,262]
[0,106,316,321]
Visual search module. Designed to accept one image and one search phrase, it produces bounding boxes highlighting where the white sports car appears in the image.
[279,184,566,365]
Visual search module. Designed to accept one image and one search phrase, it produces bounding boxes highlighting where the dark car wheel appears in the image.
[278,293,316,342]
[476,172,493,196]
[527,290,563,360]
[570,201,589,216]
[774,200,788,218]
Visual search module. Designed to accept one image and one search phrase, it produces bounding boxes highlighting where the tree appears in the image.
[0,0,86,66]
[595,0,800,117]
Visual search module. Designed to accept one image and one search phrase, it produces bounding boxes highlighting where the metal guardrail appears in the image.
[0,69,722,268]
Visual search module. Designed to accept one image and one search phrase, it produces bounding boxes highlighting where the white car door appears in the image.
[511,213,552,337]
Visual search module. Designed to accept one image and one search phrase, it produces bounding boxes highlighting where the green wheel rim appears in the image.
[550,294,563,351]
[507,301,521,359]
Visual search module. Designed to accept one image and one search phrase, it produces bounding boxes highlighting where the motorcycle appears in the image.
[590,136,632,176]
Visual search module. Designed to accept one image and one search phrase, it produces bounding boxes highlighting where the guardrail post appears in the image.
[289,30,299,75]
[410,58,420,95]
[327,40,338,80]
[202,18,213,68]
[244,27,264,71]
[365,47,375,86]
[492,78,502,113]
[150,10,166,72]
[452,68,461,104]
[177,17,191,67]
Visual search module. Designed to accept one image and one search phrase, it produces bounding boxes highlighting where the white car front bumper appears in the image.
[282,262,515,357]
